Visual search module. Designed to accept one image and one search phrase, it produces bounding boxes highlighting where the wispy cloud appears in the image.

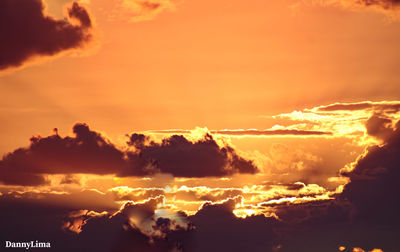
[111,0,176,22]
[150,128,333,136]
[301,0,400,18]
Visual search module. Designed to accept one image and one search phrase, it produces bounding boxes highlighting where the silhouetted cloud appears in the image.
[0,123,258,185]
[0,123,125,186]
[340,116,400,225]
[0,194,188,252]
[1,115,400,251]
[0,0,93,71]
[365,114,395,141]
[272,115,400,251]
[125,133,259,177]
[182,198,279,252]
[65,196,192,251]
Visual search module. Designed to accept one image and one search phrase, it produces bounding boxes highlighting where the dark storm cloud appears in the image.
[0,0,93,71]
[0,194,78,249]
[269,115,400,251]
[64,196,192,252]
[340,117,400,224]
[0,194,187,252]
[181,198,279,252]
[0,123,259,185]
[271,115,400,251]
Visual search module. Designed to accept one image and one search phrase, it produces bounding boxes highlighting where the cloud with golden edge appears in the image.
[272,101,400,144]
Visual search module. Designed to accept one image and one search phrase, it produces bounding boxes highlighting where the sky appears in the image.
[1,0,400,251]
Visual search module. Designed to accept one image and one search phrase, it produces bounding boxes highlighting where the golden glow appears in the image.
[233,209,256,218]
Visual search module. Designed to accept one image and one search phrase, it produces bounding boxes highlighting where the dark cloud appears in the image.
[1,189,118,212]
[272,115,400,251]
[365,114,394,141]
[283,182,305,191]
[305,1,400,16]
[2,153,398,252]
[0,123,258,185]
[270,115,400,251]
[0,0,93,71]
[340,117,400,225]
[357,0,400,9]
[65,196,192,252]
[60,175,81,185]
[2,116,400,251]
[0,195,77,250]
[0,194,187,252]
[139,1,163,11]
[0,189,120,251]
[0,123,126,186]
[182,198,279,252]
[128,133,151,148]
[68,2,92,28]
[125,133,258,177]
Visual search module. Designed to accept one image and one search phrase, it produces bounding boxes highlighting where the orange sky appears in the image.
[1,1,400,251]
[1,0,400,154]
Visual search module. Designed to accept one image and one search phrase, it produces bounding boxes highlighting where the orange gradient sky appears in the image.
[1,0,400,154]
[1,1,400,251]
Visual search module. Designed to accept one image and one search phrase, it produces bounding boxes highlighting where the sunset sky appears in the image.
[1,0,400,251]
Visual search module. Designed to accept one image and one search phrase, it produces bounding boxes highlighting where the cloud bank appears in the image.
[0,123,258,186]
[1,111,399,251]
